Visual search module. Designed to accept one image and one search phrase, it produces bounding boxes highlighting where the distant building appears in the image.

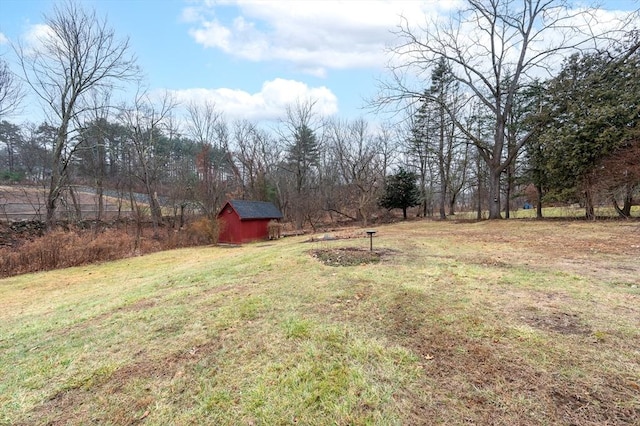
[217,200,283,244]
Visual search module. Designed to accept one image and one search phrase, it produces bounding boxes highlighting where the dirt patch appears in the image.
[521,310,592,335]
[463,255,514,269]
[310,247,383,266]
[550,376,640,425]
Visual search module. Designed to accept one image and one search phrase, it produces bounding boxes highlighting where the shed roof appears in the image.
[225,200,283,220]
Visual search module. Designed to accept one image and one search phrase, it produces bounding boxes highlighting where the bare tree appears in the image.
[375,121,401,178]
[186,100,223,150]
[377,0,633,219]
[232,119,281,202]
[185,100,235,216]
[327,118,384,226]
[0,58,25,118]
[16,0,137,228]
[121,90,178,235]
[75,91,115,221]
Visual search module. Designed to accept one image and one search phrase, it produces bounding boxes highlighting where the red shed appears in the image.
[217,200,283,244]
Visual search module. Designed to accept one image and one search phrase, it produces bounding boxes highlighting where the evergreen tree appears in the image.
[0,120,24,179]
[284,121,321,229]
[379,167,420,219]
[286,124,320,195]
[536,39,640,218]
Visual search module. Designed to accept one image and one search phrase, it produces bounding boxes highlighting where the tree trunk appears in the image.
[46,139,65,229]
[148,189,162,236]
[294,201,304,230]
[488,168,502,219]
[536,184,543,219]
[129,188,142,251]
[438,110,447,220]
[439,179,447,219]
[358,207,368,227]
[613,186,633,218]
[45,164,65,229]
[45,185,58,228]
[402,206,408,219]
[97,182,104,221]
[622,190,633,218]
[476,155,483,220]
[505,167,512,219]
[584,189,595,220]
[68,185,82,221]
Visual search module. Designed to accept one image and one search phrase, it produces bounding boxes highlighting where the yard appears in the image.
[1,219,639,425]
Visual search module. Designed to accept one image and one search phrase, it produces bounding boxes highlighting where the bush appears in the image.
[0,170,25,183]
[268,220,282,240]
[186,217,221,245]
[0,228,135,277]
[0,215,227,278]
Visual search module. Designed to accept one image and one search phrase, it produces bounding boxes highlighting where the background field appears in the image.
[1,220,639,425]
[0,185,135,222]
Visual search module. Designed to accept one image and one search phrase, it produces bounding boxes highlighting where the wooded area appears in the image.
[1,0,638,231]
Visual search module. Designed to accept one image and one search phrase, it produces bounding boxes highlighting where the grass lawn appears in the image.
[455,205,640,220]
[1,220,639,425]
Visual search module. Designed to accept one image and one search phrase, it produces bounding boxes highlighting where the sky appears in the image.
[1,0,639,127]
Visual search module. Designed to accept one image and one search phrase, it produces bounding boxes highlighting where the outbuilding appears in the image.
[217,200,283,244]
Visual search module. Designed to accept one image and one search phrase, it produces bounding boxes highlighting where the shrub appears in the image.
[0,215,226,278]
[268,220,282,240]
[0,228,135,278]
[186,217,221,245]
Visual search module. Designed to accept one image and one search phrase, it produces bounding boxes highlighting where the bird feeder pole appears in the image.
[366,230,376,251]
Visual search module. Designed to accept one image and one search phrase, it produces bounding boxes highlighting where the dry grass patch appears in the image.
[310,247,383,267]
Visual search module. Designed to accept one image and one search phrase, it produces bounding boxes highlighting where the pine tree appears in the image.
[536,39,640,218]
[379,167,421,219]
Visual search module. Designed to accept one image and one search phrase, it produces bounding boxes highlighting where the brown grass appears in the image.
[0,219,222,278]
[1,219,638,425]
[306,220,640,425]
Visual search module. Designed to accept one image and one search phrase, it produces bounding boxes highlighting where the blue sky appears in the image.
[1,0,638,126]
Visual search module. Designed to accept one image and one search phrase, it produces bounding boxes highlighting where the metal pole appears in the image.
[366,230,376,251]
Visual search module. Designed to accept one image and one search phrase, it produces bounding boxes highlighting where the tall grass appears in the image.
[0,219,220,278]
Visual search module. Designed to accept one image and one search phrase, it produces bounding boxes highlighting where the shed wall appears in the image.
[218,208,242,243]
[218,207,272,243]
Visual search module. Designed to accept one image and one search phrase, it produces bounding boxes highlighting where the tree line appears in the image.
[1,0,638,231]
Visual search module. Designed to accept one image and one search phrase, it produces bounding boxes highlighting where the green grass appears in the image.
[1,220,639,425]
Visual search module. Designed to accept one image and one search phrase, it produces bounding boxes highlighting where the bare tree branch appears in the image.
[15,0,139,228]
[0,58,25,118]
[373,0,635,219]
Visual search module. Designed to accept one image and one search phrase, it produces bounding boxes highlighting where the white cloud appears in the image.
[180,6,203,23]
[184,1,459,75]
[186,0,638,82]
[20,24,56,56]
[391,2,638,84]
[0,32,8,45]
[169,78,339,122]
